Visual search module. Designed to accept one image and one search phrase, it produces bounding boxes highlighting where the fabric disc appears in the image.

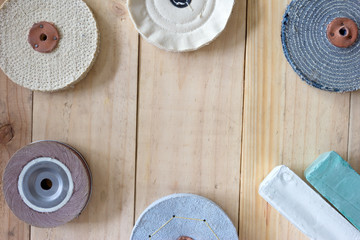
[282,0,360,92]
[127,0,235,52]
[2,141,92,228]
[131,193,238,240]
[0,0,99,91]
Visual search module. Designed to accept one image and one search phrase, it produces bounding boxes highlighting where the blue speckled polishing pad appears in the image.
[282,0,360,92]
[131,194,238,240]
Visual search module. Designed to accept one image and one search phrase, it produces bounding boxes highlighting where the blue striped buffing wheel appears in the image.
[282,0,360,92]
[131,194,238,240]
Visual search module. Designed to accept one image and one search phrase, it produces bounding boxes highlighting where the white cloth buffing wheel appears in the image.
[127,0,235,52]
[0,0,99,91]
[131,194,238,240]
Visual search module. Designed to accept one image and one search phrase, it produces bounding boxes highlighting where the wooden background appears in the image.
[0,0,359,239]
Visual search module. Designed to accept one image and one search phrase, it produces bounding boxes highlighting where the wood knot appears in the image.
[8,230,14,237]
[0,124,14,145]
[112,2,127,17]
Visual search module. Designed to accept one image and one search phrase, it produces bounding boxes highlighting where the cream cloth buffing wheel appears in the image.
[127,0,235,52]
[0,0,99,91]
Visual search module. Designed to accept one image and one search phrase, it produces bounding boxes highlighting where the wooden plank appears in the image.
[135,0,246,230]
[0,71,32,239]
[31,0,138,239]
[240,0,351,239]
[0,1,32,238]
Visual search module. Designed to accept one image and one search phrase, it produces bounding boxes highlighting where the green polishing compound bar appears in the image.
[305,151,360,231]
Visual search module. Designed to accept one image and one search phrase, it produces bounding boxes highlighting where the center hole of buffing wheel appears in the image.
[40,34,48,41]
[170,0,191,8]
[339,28,348,36]
[40,178,52,190]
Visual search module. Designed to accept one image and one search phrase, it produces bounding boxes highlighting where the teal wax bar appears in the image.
[305,151,360,231]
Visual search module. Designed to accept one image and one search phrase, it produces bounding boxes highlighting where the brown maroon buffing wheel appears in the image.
[2,141,92,228]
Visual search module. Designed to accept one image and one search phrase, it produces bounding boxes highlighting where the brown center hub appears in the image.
[327,18,358,48]
[177,237,193,240]
[28,21,59,53]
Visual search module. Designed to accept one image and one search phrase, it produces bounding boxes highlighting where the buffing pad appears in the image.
[127,0,235,52]
[131,193,238,240]
[259,166,360,240]
[2,141,92,228]
[0,0,99,91]
[305,151,360,231]
[282,0,360,92]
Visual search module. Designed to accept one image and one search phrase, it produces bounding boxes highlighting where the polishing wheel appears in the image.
[282,0,360,92]
[0,0,99,91]
[131,194,238,240]
[2,141,92,228]
[128,0,235,52]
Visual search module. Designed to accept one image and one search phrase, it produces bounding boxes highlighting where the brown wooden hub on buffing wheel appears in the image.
[327,18,358,48]
[28,21,59,53]
[177,237,193,240]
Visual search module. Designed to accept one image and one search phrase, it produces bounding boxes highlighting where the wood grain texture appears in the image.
[0,71,32,240]
[240,0,351,239]
[31,0,138,239]
[134,0,247,228]
[0,2,33,237]
[348,92,360,172]
[2,0,359,239]
[0,2,32,240]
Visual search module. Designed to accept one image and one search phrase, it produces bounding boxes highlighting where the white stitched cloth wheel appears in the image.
[0,0,99,91]
[128,0,235,52]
